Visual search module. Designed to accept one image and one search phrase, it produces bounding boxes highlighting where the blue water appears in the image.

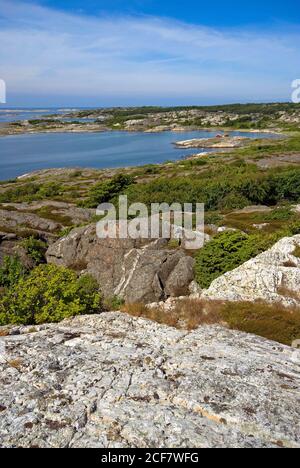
[0,108,80,123]
[0,130,277,181]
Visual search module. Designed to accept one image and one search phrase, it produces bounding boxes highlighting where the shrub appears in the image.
[0,183,39,203]
[0,256,27,289]
[217,193,249,210]
[103,295,125,311]
[0,182,63,203]
[121,166,300,212]
[0,264,102,325]
[21,236,47,264]
[83,174,134,208]
[195,230,275,288]
[285,220,300,236]
[264,206,293,222]
[37,182,62,199]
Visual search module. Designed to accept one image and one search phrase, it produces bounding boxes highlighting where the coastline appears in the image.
[0,122,285,138]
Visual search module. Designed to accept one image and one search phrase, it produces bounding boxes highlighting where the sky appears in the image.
[0,0,299,107]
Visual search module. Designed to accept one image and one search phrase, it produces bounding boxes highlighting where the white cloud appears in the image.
[0,0,299,104]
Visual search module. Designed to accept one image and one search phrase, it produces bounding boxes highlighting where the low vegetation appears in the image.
[195,231,276,288]
[121,299,300,345]
[121,299,222,330]
[220,301,300,346]
[117,164,300,213]
[21,236,47,264]
[82,174,135,208]
[0,264,102,326]
[0,182,64,203]
[0,256,27,289]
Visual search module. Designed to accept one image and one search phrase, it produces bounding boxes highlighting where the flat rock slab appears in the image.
[0,312,299,448]
[256,154,300,168]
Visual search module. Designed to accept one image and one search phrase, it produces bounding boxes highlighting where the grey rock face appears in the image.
[202,235,300,306]
[0,313,299,448]
[0,209,61,233]
[46,225,195,303]
[2,201,94,226]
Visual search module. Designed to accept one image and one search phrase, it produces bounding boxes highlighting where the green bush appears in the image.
[103,295,125,311]
[0,256,27,289]
[217,193,249,210]
[121,166,300,212]
[0,182,63,203]
[0,264,102,325]
[195,230,275,288]
[83,174,135,208]
[21,236,47,264]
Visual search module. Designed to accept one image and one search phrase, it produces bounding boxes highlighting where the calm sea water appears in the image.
[0,130,277,181]
[0,108,80,123]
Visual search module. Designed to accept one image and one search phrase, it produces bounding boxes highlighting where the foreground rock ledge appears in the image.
[0,313,299,448]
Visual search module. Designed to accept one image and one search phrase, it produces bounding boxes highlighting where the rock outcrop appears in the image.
[202,235,300,306]
[0,312,299,448]
[46,224,195,303]
[0,209,61,233]
[2,201,94,226]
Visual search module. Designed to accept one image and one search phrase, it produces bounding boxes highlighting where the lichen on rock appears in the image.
[0,312,299,448]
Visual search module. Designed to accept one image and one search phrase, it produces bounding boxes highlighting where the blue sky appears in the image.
[0,0,299,106]
[40,0,300,27]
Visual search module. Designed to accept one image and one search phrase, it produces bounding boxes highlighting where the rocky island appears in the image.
[1,103,300,137]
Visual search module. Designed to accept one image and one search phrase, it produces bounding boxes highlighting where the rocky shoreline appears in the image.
[174,136,251,149]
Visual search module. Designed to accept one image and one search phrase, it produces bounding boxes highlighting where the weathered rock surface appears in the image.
[0,312,299,448]
[2,201,94,226]
[0,209,61,233]
[202,235,300,306]
[46,224,195,303]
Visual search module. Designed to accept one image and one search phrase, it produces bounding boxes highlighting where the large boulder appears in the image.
[202,235,300,306]
[46,224,195,303]
[0,313,299,448]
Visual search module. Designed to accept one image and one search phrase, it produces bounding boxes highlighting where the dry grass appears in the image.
[121,299,223,330]
[122,298,300,346]
[220,301,300,346]
[277,285,300,302]
[8,359,23,370]
[0,329,9,337]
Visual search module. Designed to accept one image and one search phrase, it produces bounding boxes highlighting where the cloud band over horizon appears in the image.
[0,0,299,106]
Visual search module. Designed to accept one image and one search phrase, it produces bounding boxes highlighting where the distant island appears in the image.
[1,102,299,137]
